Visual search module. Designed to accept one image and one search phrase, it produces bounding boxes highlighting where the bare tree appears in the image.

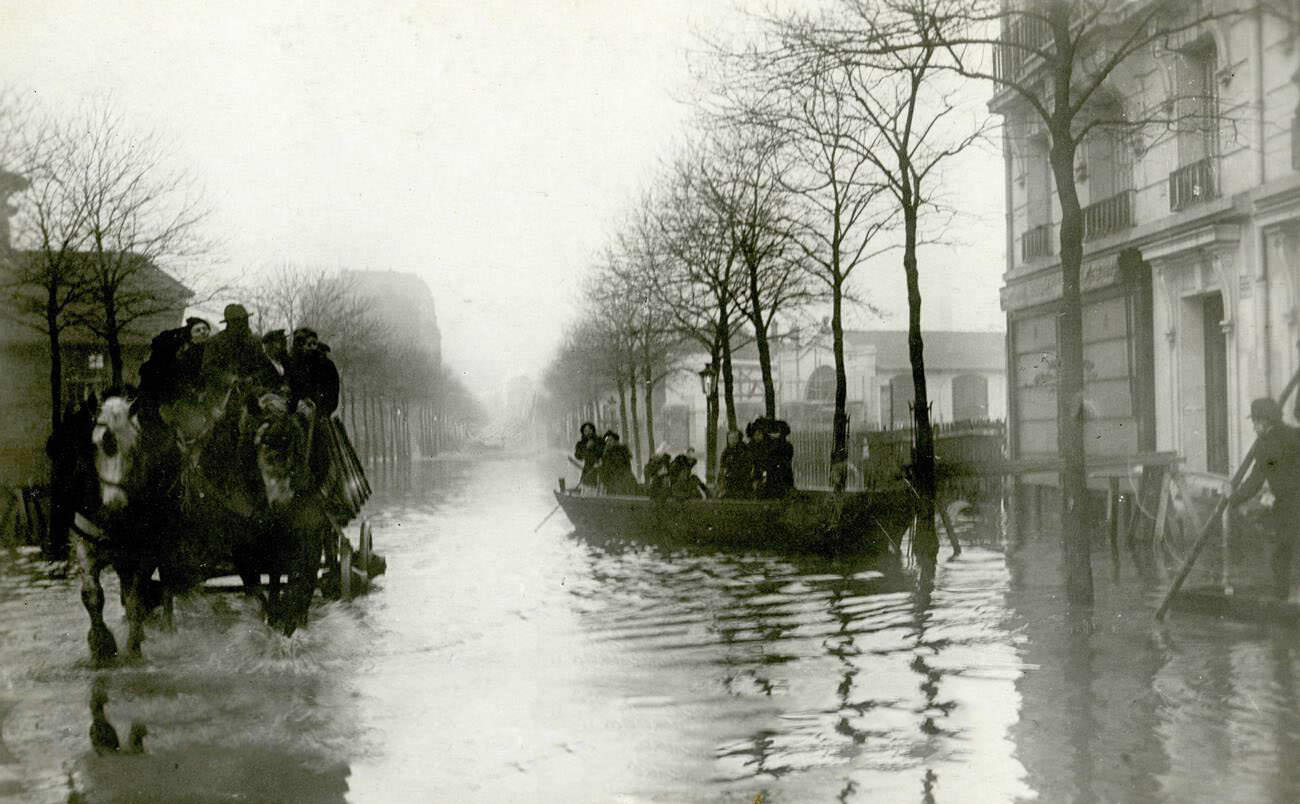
[756,2,989,581]
[60,107,210,386]
[696,129,812,418]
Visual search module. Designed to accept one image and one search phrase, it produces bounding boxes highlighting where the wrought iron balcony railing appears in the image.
[1169,157,1217,211]
[994,15,1054,83]
[1083,189,1135,241]
[1021,223,1054,261]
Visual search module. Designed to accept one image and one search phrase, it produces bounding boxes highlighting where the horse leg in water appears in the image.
[120,567,148,658]
[280,505,327,635]
[75,536,117,666]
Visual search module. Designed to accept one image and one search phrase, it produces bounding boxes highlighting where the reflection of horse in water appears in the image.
[70,386,336,666]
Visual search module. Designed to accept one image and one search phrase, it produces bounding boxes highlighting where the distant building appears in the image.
[342,270,441,372]
[652,329,1007,453]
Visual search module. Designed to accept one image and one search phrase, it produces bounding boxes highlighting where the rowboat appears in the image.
[553,485,918,557]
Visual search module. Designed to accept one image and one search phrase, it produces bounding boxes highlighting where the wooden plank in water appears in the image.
[1170,585,1300,626]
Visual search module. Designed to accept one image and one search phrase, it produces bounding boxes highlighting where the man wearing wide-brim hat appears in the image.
[1229,397,1300,599]
[201,302,264,390]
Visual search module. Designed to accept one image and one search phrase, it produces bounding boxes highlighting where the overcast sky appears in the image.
[4,0,1005,402]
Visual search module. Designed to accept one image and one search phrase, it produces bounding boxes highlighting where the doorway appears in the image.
[1202,293,1229,474]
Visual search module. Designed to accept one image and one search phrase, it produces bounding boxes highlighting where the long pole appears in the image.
[1155,366,1300,620]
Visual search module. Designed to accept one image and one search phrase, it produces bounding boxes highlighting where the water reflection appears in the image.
[2,456,1299,801]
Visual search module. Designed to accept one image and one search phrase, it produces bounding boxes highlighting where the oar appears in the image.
[533,502,563,533]
[1155,366,1300,621]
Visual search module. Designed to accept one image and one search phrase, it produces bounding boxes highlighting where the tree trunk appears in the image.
[617,378,629,446]
[628,363,643,470]
[644,362,657,455]
[1051,134,1094,608]
[902,202,938,588]
[706,343,721,485]
[720,311,738,431]
[97,285,124,388]
[831,277,848,457]
[746,256,778,417]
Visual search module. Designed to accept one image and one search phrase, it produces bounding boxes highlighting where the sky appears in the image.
[2,0,1005,402]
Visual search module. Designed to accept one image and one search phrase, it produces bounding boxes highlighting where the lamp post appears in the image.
[698,362,719,485]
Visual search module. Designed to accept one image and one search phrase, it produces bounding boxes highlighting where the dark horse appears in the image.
[71,387,330,666]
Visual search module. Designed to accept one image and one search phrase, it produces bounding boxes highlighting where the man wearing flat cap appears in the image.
[1229,397,1300,598]
[201,303,264,390]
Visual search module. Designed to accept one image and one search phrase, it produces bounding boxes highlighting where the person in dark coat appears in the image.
[747,419,771,497]
[718,429,754,499]
[201,304,264,391]
[643,444,673,501]
[1229,397,1300,599]
[598,431,638,495]
[287,327,340,416]
[573,422,604,491]
[139,317,210,406]
[253,329,291,396]
[763,419,795,498]
[669,453,708,500]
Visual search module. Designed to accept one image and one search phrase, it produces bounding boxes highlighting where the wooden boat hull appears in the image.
[553,488,916,557]
[1170,584,1300,626]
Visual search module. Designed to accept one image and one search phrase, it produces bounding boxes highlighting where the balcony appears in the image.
[1022,223,1054,261]
[994,15,1054,83]
[1169,158,1217,211]
[1083,189,1135,241]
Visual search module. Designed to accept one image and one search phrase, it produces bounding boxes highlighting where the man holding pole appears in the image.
[1228,398,1300,600]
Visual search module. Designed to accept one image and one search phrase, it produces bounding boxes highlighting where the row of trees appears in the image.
[245,264,485,460]
[547,0,1253,599]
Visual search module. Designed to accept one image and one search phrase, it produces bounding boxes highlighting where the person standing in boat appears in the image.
[573,422,604,492]
[764,419,795,498]
[1228,398,1300,599]
[644,443,673,501]
[598,430,637,495]
[747,419,773,497]
[669,452,708,499]
[718,429,753,499]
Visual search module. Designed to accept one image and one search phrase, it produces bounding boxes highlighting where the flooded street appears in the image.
[1,454,1297,802]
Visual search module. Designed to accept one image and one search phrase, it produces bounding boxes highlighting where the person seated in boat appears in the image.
[644,443,673,501]
[718,429,754,499]
[598,430,638,495]
[669,453,709,500]
[573,422,604,492]
[747,419,771,496]
[762,419,795,498]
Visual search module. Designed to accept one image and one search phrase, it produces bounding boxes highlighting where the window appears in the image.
[805,365,835,402]
[1175,38,1218,167]
[952,374,990,422]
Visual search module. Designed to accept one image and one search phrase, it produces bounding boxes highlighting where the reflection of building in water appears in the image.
[1005,529,1300,802]
[996,6,1300,491]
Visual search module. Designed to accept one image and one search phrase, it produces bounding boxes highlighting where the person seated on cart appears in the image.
[598,430,638,495]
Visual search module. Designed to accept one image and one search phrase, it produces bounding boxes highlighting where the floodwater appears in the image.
[0,455,1297,803]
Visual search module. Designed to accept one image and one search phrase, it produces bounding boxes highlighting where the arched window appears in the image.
[889,373,915,428]
[952,374,990,422]
[805,365,835,402]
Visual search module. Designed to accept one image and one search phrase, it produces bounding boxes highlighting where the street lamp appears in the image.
[698,362,718,397]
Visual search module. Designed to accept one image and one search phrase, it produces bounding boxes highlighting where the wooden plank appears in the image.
[1171,586,1300,626]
